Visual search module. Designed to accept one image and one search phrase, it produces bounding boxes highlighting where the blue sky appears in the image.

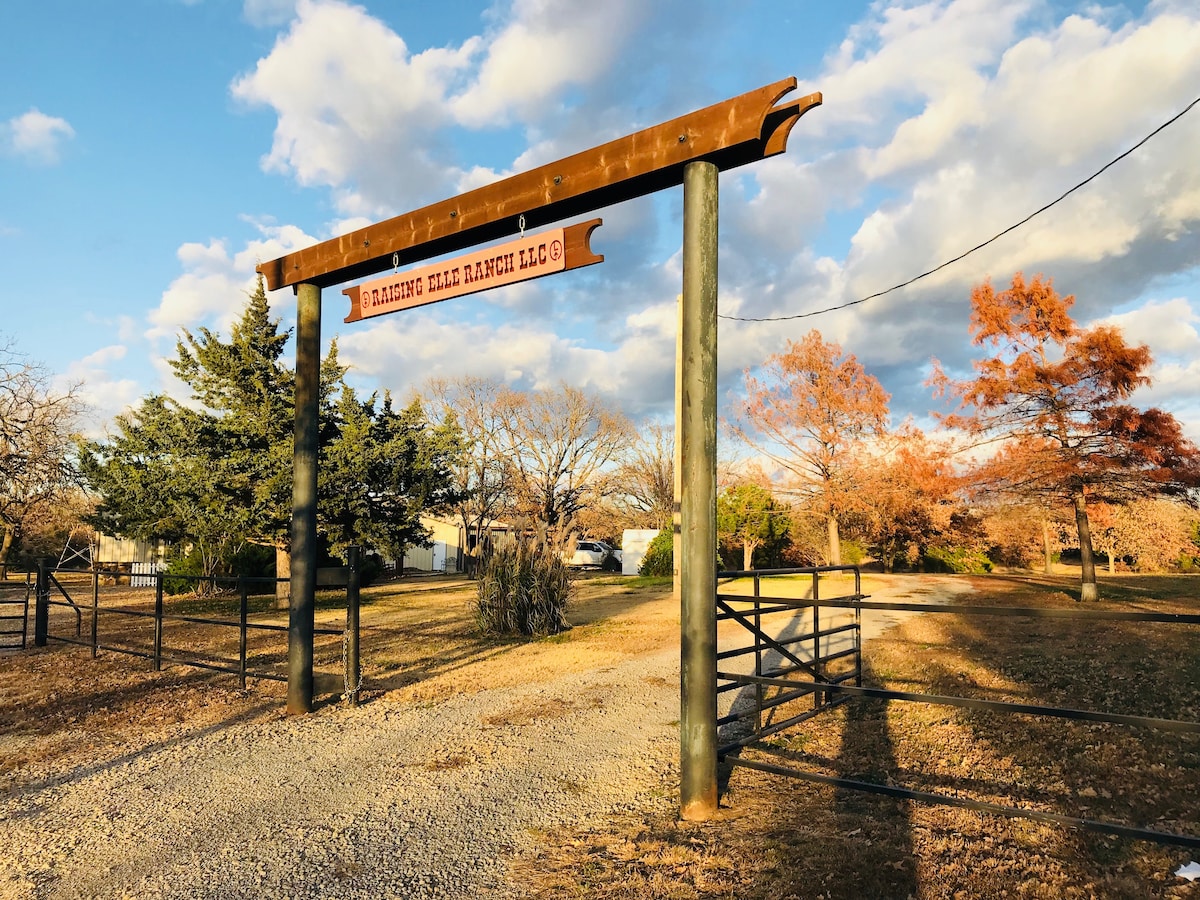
[3,0,1199,445]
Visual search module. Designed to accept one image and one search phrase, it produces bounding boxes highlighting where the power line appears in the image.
[721,94,1200,324]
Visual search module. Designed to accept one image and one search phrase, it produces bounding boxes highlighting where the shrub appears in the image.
[163,548,206,596]
[358,554,384,586]
[229,543,275,579]
[476,534,572,636]
[638,529,674,577]
[923,546,993,575]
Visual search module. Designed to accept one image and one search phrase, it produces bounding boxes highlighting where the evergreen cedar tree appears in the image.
[931,272,1200,600]
[735,330,890,567]
[80,278,464,588]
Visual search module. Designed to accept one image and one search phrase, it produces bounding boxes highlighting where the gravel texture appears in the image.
[1,645,681,900]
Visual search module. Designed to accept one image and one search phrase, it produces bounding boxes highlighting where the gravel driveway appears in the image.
[2,640,681,900]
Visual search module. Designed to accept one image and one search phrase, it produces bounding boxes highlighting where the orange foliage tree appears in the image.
[852,426,959,572]
[980,502,1067,574]
[932,273,1200,600]
[733,330,889,566]
[1090,499,1199,573]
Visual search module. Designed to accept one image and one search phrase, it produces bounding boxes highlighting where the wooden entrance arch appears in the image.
[257,77,821,819]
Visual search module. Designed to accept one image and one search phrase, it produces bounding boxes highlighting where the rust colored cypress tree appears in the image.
[932,273,1200,600]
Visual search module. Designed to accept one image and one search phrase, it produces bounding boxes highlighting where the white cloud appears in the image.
[803,0,1033,142]
[851,8,1200,310]
[58,345,145,437]
[1101,296,1200,419]
[338,315,598,392]
[243,0,299,27]
[147,220,316,341]
[449,0,644,128]
[1103,297,1200,357]
[720,1,1200,435]
[229,0,650,217]
[4,109,75,165]
[231,0,481,213]
[224,0,1200,444]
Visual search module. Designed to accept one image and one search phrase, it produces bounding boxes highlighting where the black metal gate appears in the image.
[717,565,863,751]
[0,577,29,651]
[715,566,1200,850]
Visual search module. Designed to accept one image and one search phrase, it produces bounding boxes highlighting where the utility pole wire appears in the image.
[722,94,1200,324]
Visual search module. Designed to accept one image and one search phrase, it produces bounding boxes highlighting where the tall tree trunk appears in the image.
[275,544,290,610]
[826,515,842,567]
[742,539,756,571]
[0,524,14,580]
[1108,551,1115,575]
[1073,489,1098,601]
[1042,518,1054,575]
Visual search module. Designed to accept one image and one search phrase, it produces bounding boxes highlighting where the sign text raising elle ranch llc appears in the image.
[343,220,603,323]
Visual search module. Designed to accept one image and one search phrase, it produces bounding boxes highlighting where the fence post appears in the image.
[91,569,100,657]
[153,571,164,672]
[753,572,763,735]
[238,576,248,690]
[289,280,321,715]
[345,546,361,706]
[34,558,49,647]
[853,566,863,688]
[812,571,822,709]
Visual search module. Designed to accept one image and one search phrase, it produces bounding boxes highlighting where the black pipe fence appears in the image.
[0,575,30,651]
[715,567,1200,850]
[31,559,359,694]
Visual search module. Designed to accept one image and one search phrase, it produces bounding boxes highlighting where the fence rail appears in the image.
[716,565,864,752]
[715,567,1200,849]
[31,562,354,692]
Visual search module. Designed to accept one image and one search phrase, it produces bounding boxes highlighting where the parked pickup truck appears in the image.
[565,539,622,570]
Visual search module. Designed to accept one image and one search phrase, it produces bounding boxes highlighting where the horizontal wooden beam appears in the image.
[258,77,821,291]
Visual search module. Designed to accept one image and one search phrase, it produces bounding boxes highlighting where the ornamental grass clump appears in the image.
[476,530,572,636]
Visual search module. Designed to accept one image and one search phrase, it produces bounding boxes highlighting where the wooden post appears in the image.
[91,569,99,657]
[238,575,248,690]
[345,546,361,706]
[679,159,719,821]
[289,282,320,714]
[674,293,683,604]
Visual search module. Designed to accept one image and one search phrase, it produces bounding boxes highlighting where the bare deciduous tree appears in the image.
[610,421,674,531]
[497,383,633,533]
[0,343,82,577]
[424,375,515,570]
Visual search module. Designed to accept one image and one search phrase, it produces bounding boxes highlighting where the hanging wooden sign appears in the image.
[342,218,603,323]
